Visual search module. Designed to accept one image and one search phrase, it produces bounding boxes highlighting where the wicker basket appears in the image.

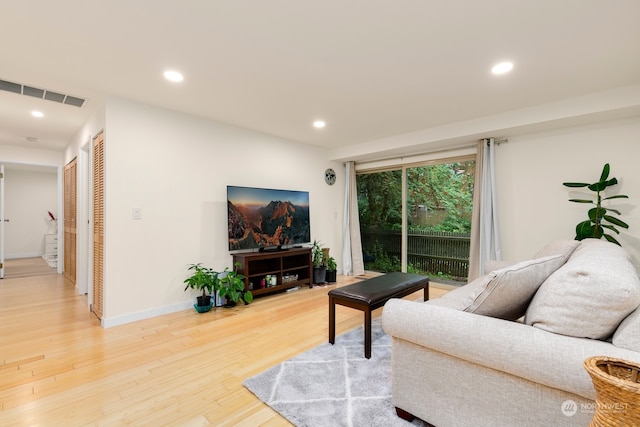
[584,356,640,427]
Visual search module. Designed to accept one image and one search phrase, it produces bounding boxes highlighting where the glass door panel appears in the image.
[357,169,402,273]
[406,161,475,283]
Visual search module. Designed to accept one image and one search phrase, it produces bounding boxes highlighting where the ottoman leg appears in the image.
[329,296,336,345]
[364,308,372,359]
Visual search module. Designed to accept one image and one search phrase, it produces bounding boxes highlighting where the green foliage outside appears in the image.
[364,241,420,274]
[357,161,474,280]
[357,162,474,233]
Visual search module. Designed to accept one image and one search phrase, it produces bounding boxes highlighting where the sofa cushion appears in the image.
[613,308,640,352]
[525,239,640,340]
[427,254,566,320]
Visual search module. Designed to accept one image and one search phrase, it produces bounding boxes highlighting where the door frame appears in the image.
[76,139,92,296]
[0,162,63,276]
[1,164,4,279]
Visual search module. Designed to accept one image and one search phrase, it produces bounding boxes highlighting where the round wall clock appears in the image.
[324,168,336,185]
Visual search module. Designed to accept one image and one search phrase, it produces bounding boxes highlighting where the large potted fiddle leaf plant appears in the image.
[563,163,629,246]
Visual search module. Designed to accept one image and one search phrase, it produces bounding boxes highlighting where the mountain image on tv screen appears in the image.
[227,186,311,251]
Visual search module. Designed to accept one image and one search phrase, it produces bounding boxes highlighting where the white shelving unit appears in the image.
[43,233,58,268]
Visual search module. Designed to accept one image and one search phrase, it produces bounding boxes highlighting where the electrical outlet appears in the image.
[132,208,142,220]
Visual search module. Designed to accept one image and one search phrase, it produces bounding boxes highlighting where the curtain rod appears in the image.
[483,137,508,146]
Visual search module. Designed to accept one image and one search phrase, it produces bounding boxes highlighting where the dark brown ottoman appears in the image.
[328,272,429,358]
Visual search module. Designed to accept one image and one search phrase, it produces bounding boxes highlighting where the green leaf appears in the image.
[563,182,590,188]
[588,207,606,221]
[603,195,628,201]
[576,221,602,239]
[601,224,620,234]
[599,163,610,182]
[603,215,629,229]
[568,199,594,204]
[603,234,621,246]
[605,208,622,215]
[588,181,607,192]
[604,178,618,187]
[244,292,254,304]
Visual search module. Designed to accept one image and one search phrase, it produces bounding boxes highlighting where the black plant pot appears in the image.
[326,270,337,283]
[224,299,237,308]
[313,266,327,284]
[196,295,212,306]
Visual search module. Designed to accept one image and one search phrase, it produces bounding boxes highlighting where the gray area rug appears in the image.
[243,319,427,427]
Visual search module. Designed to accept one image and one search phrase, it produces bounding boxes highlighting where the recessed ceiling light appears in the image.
[313,120,326,129]
[491,61,514,75]
[164,70,184,82]
[31,110,44,118]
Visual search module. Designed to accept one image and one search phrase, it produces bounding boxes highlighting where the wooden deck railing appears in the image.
[361,229,470,280]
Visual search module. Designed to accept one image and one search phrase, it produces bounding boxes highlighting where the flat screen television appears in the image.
[227,185,311,252]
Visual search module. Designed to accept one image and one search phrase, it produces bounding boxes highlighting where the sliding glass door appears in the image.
[357,158,475,284]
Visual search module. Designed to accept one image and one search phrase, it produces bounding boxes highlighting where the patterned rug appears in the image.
[243,319,427,427]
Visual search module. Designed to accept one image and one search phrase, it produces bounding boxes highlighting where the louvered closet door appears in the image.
[64,158,77,284]
[92,132,104,320]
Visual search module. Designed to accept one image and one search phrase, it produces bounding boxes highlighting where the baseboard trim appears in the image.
[101,301,193,328]
[5,253,43,259]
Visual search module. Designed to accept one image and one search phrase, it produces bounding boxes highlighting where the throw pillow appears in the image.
[533,239,580,261]
[525,239,640,340]
[426,254,566,320]
[484,259,516,272]
[613,308,640,352]
[482,239,578,274]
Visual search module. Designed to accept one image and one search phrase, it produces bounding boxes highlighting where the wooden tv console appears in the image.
[233,247,313,297]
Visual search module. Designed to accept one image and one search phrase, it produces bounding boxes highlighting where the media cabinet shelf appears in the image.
[233,247,313,297]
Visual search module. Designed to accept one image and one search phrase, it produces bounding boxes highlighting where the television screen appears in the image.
[227,186,311,251]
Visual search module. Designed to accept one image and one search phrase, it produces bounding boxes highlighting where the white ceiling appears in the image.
[1,0,640,154]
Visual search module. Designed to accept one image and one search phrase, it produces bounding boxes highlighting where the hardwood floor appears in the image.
[3,257,57,279]
[0,269,447,426]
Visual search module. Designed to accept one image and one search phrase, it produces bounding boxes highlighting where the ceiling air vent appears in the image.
[0,80,21,94]
[0,78,86,107]
[23,85,45,98]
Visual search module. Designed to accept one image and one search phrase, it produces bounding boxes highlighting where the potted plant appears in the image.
[219,262,253,307]
[312,240,326,284]
[563,163,630,246]
[183,263,219,312]
[326,256,337,283]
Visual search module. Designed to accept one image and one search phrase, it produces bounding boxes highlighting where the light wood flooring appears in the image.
[3,257,57,279]
[0,267,448,426]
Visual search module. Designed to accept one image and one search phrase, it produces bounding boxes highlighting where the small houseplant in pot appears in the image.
[183,263,219,312]
[312,240,326,285]
[219,262,253,307]
[326,256,337,283]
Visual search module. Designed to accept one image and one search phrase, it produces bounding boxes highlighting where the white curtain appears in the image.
[342,161,365,276]
[468,138,502,280]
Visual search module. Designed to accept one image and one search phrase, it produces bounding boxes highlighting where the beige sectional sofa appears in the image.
[382,239,640,426]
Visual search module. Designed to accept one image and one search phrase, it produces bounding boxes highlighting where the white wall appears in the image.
[3,167,58,258]
[495,117,640,268]
[100,97,344,326]
[68,95,638,328]
[0,145,63,167]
